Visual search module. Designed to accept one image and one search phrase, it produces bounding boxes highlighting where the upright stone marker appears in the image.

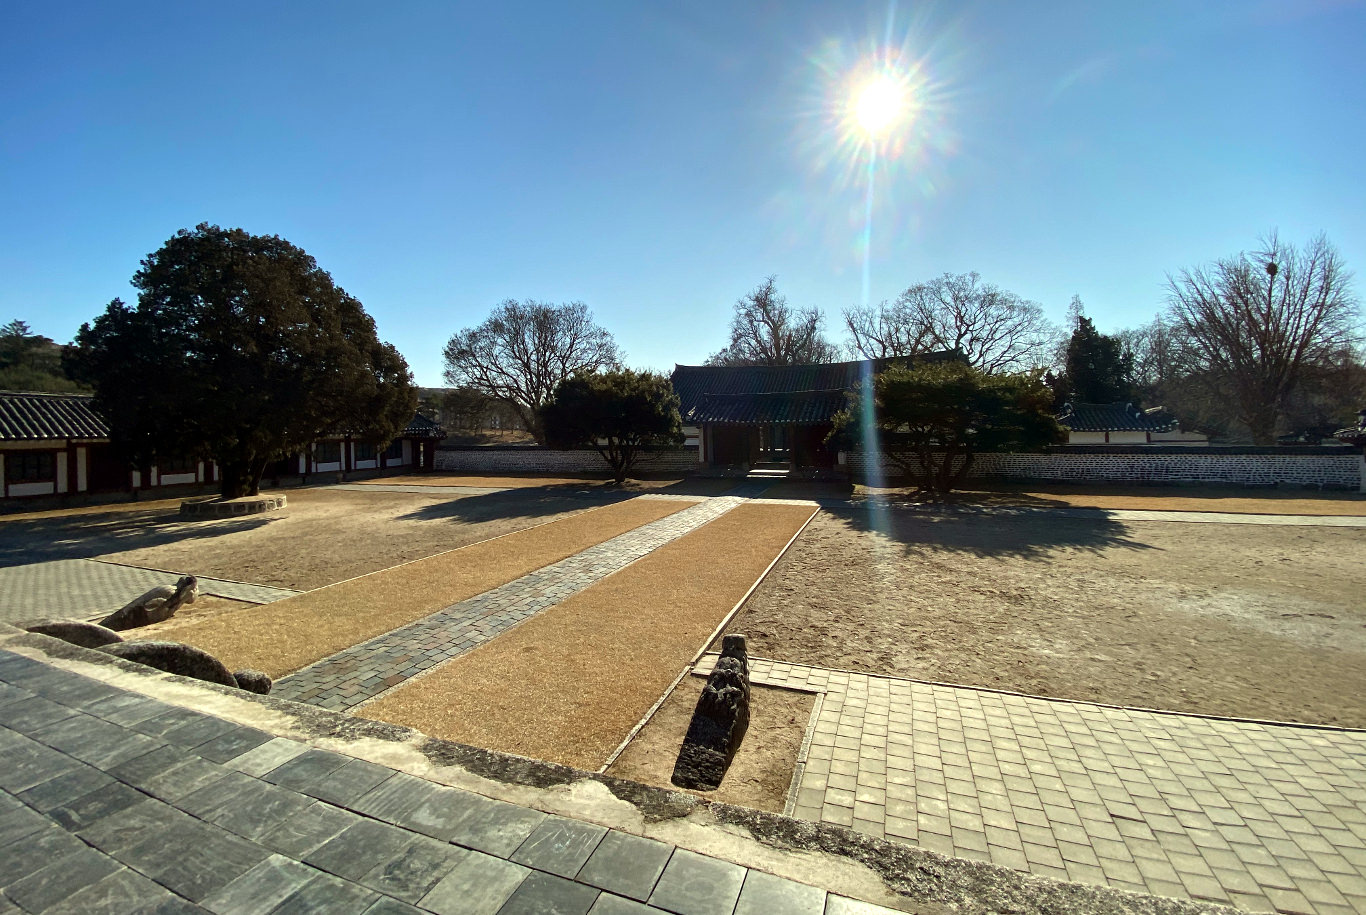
[672,634,751,791]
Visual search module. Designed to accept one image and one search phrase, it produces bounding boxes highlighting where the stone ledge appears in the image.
[179,494,287,519]
[0,622,1235,915]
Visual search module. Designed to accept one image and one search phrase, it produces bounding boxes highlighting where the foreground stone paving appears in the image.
[273,496,751,711]
[697,655,1366,915]
[0,559,301,623]
[0,648,906,915]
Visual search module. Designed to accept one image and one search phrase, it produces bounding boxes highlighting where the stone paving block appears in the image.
[223,736,310,776]
[304,818,420,882]
[359,835,466,903]
[0,804,51,847]
[75,796,194,856]
[577,830,675,902]
[45,779,147,831]
[162,712,242,749]
[0,823,87,885]
[257,800,364,858]
[419,848,528,915]
[178,769,265,819]
[588,894,658,915]
[35,866,188,915]
[16,761,115,812]
[0,695,79,734]
[446,793,547,858]
[498,870,601,915]
[648,848,746,915]
[3,843,122,911]
[201,778,319,843]
[824,895,906,914]
[118,814,272,902]
[273,870,381,914]
[261,747,351,793]
[734,869,826,915]
[194,726,274,764]
[83,691,170,728]
[129,705,217,739]
[511,815,608,878]
[303,757,395,807]
[198,855,317,915]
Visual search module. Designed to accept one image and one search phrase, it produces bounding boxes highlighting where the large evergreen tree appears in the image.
[540,369,683,483]
[69,224,417,498]
[1057,315,1135,405]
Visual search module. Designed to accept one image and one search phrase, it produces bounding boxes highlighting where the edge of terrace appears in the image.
[0,623,1237,915]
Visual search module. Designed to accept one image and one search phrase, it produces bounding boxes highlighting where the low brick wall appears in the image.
[846,447,1363,489]
[434,446,700,475]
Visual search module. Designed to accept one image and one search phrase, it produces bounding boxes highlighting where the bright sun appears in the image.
[853,74,907,136]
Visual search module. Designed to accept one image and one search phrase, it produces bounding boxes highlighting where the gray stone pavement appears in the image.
[273,496,754,711]
[695,655,1366,914]
[0,648,910,915]
[0,560,301,623]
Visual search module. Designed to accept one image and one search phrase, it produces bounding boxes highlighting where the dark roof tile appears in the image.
[0,392,108,441]
[1058,402,1176,433]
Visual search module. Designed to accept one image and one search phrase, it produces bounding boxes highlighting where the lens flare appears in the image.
[853,72,910,137]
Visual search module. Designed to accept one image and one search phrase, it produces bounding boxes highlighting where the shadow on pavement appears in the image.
[0,508,272,568]
[823,503,1154,560]
[395,486,632,524]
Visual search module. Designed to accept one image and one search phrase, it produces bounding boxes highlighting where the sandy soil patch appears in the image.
[363,473,739,497]
[607,678,813,813]
[720,509,1366,727]
[759,479,1366,516]
[359,503,816,769]
[0,486,624,589]
[146,498,692,678]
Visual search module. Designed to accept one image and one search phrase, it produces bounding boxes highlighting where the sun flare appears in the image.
[853,74,907,136]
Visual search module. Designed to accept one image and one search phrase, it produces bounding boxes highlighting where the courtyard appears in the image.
[1,474,1364,913]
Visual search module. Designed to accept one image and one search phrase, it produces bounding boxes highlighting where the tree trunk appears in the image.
[247,457,269,496]
[219,461,252,499]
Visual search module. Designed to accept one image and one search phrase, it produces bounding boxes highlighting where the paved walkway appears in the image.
[0,648,901,915]
[273,497,751,711]
[820,500,1366,528]
[695,655,1366,914]
[0,560,301,624]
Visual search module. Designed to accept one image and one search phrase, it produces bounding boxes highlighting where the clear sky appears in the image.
[3,1,1363,386]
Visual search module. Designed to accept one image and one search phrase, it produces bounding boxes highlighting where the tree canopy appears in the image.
[1165,232,1360,444]
[68,224,416,498]
[832,361,1062,493]
[0,320,87,393]
[708,277,839,366]
[540,369,683,483]
[845,272,1053,372]
[442,300,620,443]
[1054,315,1135,406]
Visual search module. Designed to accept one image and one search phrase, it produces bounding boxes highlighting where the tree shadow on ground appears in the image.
[821,503,1156,560]
[0,508,273,568]
[394,486,637,525]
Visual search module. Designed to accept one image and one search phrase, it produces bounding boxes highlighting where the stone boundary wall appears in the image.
[846,448,1363,488]
[435,445,699,474]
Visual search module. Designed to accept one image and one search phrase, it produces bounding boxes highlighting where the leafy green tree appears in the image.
[832,361,1063,493]
[1055,315,1135,406]
[68,224,416,498]
[0,320,87,393]
[540,369,683,483]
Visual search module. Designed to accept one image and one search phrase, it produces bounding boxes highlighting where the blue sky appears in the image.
[3,1,1363,386]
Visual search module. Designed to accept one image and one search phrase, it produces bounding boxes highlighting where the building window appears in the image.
[6,451,56,484]
[160,454,198,475]
[385,439,403,460]
[314,441,341,464]
[355,442,376,462]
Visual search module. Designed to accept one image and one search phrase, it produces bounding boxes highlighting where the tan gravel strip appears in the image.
[150,497,693,678]
[359,502,818,770]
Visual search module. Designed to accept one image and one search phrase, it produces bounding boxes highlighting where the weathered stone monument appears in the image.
[97,575,198,631]
[19,618,124,649]
[672,634,751,791]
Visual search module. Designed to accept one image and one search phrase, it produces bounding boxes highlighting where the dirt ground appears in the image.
[359,503,817,769]
[360,473,740,497]
[719,508,1366,728]
[607,678,814,813]
[148,498,692,678]
[0,486,617,589]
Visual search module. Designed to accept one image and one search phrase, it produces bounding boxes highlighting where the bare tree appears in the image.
[707,277,839,366]
[442,300,620,443]
[844,273,1053,372]
[1165,232,1360,444]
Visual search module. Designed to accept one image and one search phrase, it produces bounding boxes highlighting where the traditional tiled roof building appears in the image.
[1057,402,1207,446]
